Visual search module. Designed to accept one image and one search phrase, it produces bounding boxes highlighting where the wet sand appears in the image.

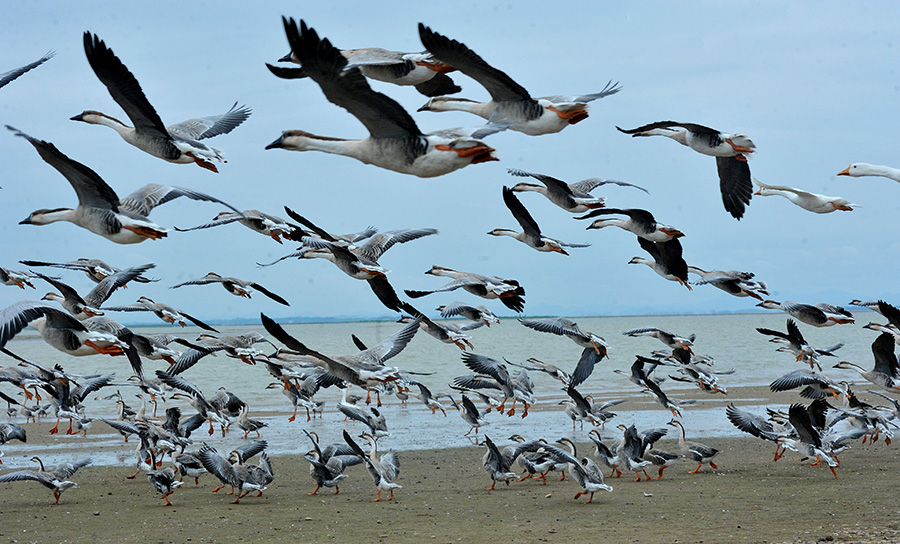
[2,385,899,543]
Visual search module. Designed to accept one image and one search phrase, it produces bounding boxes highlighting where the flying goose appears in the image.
[617,121,754,219]
[489,187,590,255]
[174,210,306,243]
[266,19,499,178]
[103,296,217,332]
[687,266,767,300]
[170,272,289,306]
[628,237,690,289]
[437,302,499,327]
[269,43,460,97]
[756,300,854,327]
[417,24,620,135]
[405,265,526,313]
[833,333,900,391]
[73,33,250,172]
[20,258,158,285]
[35,264,155,319]
[507,169,647,213]
[10,126,243,244]
[577,207,684,242]
[753,177,857,213]
[838,163,900,182]
[1,51,54,89]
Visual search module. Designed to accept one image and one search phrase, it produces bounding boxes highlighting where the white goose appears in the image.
[266,19,499,178]
[73,33,250,172]
[417,24,620,135]
[753,178,856,213]
[838,163,900,182]
[10,126,242,244]
[489,187,590,255]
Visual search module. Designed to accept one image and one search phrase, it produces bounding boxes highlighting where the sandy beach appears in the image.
[2,384,899,544]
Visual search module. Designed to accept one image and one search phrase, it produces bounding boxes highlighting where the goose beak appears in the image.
[19,216,32,225]
[416,103,431,112]
[278,52,293,62]
[837,167,850,176]
[265,136,284,150]
[70,113,85,122]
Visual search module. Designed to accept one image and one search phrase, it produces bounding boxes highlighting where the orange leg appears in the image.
[688,463,702,474]
[372,489,383,502]
[657,465,667,479]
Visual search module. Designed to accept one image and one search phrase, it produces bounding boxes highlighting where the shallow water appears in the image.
[0,312,878,468]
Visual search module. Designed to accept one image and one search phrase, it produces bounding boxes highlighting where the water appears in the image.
[0,312,878,468]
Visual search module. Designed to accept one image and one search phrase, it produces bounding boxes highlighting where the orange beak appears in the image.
[837,167,850,176]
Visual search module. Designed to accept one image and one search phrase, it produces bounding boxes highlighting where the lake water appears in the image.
[0,312,880,468]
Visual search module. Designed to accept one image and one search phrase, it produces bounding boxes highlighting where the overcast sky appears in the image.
[2,2,898,324]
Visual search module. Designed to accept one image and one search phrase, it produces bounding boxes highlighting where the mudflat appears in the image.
[1,430,898,544]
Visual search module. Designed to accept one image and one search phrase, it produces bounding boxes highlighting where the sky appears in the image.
[2,2,899,324]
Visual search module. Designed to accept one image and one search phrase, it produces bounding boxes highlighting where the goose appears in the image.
[490,187,590,255]
[667,419,720,473]
[479,434,531,490]
[587,429,620,477]
[170,272,289,306]
[849,299,883,312]
[236,405,267,438]
[756,318,821,369]
[73,32,250,172]
[20,258,158,285]
[266,19,499,178]
[833,333,900,391]
[564,384,602,430]
[577,207,684,242]
[344,430,401,501]
[167,332,273,373]
[756,300,854,327]
[103,296,218,332]
[617,121,754,219]
[628,237,690,289]
[0,268,38,290]
[614,424,662,481]
[417,24,620,135]
[35,264,155,319]
[405,265,526,313]
[147,464,182,506]
[302,429,360,495]
[437,302,499,327]
[0,422,27,463]
[753,177,856,213]
[506,357,571,385]
[0,301,131,359]
[687,266,767,300]
[623,326,695,353]
[1,51,54,89]
[454,352,516,415]
[269,43,460,97]
[518,317,608,356]
[0,456,90,504]
[173,451,206,485]
[398,302,480,350]
[769,369,846,399]
[777,403,838,477]
[155,371,239,436]
[261,313,418,406]
[198,442,272,503]
[445,394,488,443]
[838,163,900,182]
[10,126,243,244]
[725,404,791,460]
[174,209,306,243]
[548,439,614,503]
[507,169,647,213]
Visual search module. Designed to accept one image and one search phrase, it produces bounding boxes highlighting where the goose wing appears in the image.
[354,228,438,262]
[0,51,54,89]
[871,332,900,379]
[418,24,533,103]
[356,318,420,364]
[8,126,120,209]
[715,156,752,220]
[502,186,542,237]
[118,183,241,217]
[282,19,422,142]
[570,346,605,387]
[247,282,290,306]
[82,32,170,139]
[197,445,239,487]
[84,263,156,308]
[166,102,251,140]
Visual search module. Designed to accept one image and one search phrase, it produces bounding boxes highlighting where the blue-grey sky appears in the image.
[2,2,898,323]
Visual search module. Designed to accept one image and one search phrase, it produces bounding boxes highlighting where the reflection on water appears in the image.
[0,313,873,468]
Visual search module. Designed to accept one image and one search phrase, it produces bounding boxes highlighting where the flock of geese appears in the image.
[1,15,900,509]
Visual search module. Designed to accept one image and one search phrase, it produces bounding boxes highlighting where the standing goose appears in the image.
[617,121,754,219]
[577,207,684,242]
[0,456,90,504]
[73,32,250,172]
[344,430,401,501]
[147,463,182,506]
[269,44,460,97]
[490,187,590,255]
[753,178,856,213]
[1,51,54,89]
[10,126,243,244]
[667,419,720,474]
[838,163,900,182]
[266,19,499,178]
[628,237,690,289]
[547,439,614,503]
[417,24,620,135]
[170,272,289,306]
[507,169,647,213]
